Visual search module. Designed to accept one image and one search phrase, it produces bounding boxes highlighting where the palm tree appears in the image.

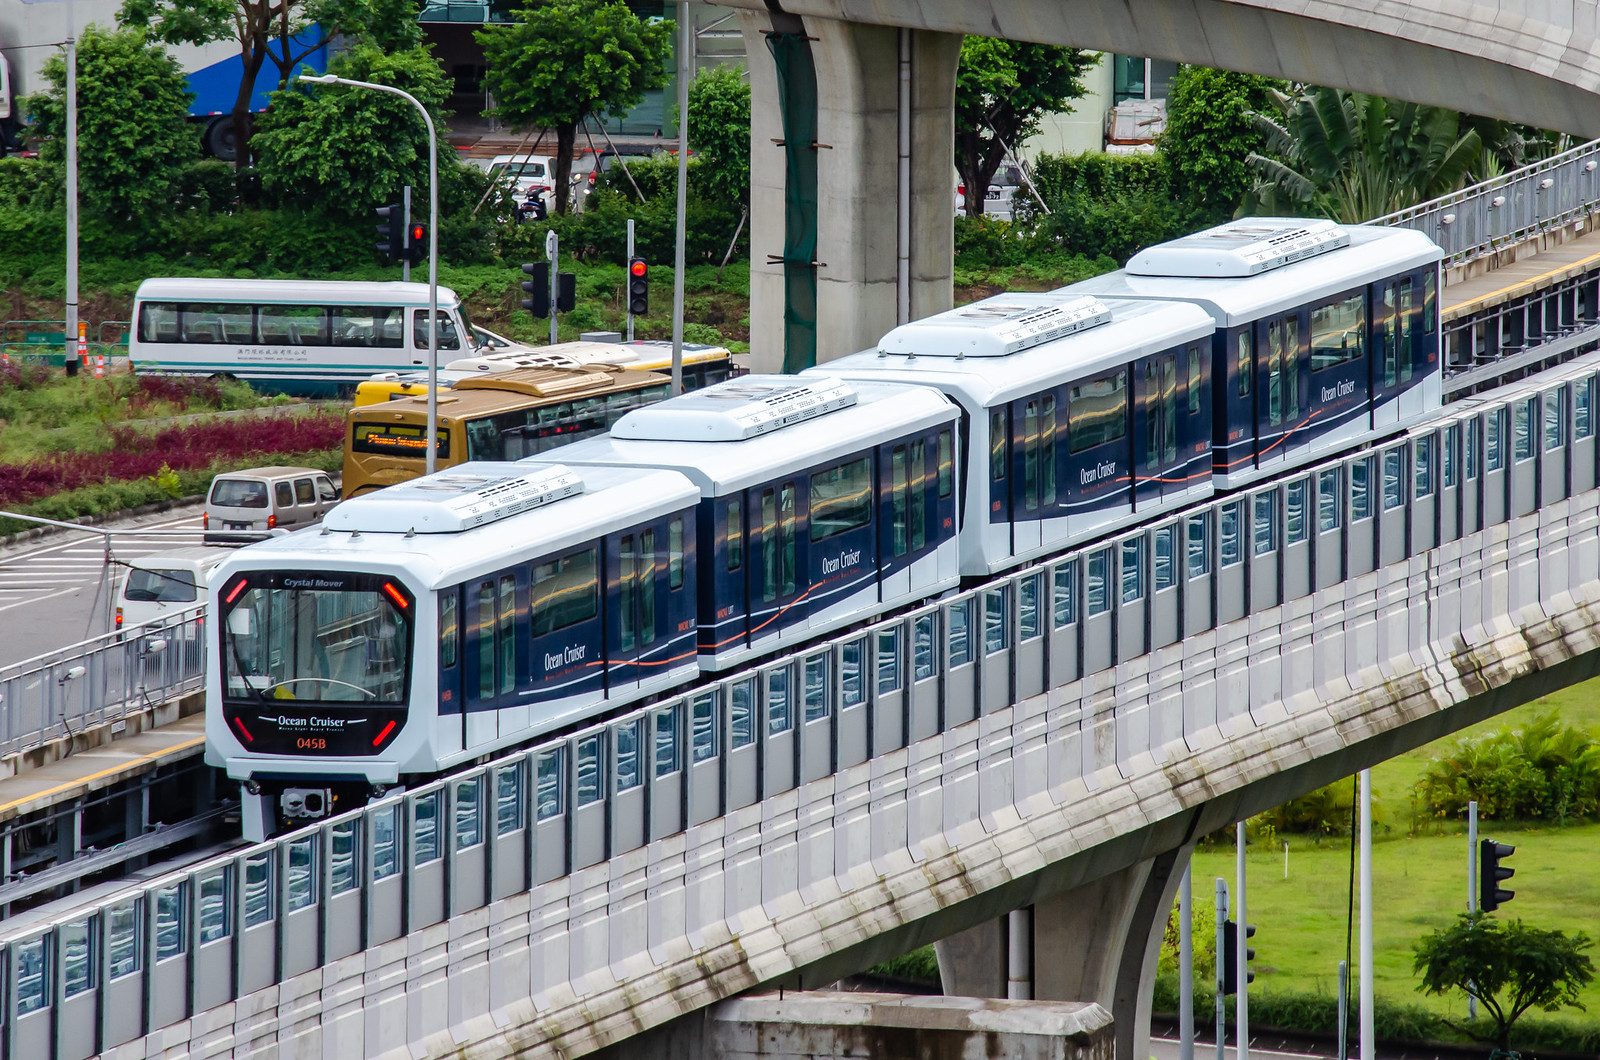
[1240,86,1482,222]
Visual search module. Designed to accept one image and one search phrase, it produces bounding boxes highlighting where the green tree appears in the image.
[477,0,672,215]
[1414,914,1595,1052]
[954,37,1096,218]
[684,63,750,207]
[252,42,471,222]
[1241,86,1481,222]
[118,0,414,165]
[1159,65,1282,227]
[25,25,198,230]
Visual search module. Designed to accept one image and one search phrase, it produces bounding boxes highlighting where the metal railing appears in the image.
[0,320,131,367]
[1372,138,1600,267]
[0,609,206,759]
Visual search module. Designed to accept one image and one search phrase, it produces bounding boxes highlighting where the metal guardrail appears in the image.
[0,320,131,367]
[1372,138,1600,267]
[0,609,206,759]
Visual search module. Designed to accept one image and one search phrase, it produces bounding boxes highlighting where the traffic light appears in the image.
[557,271,576,313]
[1222,920,1256,995]
[1480,839,1516,911]
[627,258,649,315]
[405,223,428,265]
[375,203,403,261]
[520,262,550,318]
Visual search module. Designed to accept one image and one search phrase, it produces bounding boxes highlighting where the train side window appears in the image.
[1351,458,1373,520]
[1513,399,1534,462]
[778,484,797,594]
[1069,370,1128,453]
[1383,449,1405,510]
[619,535,637,650]
[1121,538,1145,603]
[727,500,743,571]
[1237,332,1251,397]
[891,447,909,557]
[1187,513,1210,578]
[1266,320,1283,427]
[910,442,928,551]
[1398,279,1416,384]
[1487,408,1505,471]
[760,491,778,601]
[989,410,1007,481]
[614,720,642,791]
[640,529,657,646]
[1053,562,1076,627]
[1383,284,1399,388]
[531,549,598,636]
[655,704,680,776]
[668,518,684,589]
[1444,426,1459,488]
[536,748,564,819]
[1311,293,1365,370]
[476,583,496,699]
[1577,378,1595,438]
[1318,468,1341,532]
[938,429,953,498]
[1162,356,1178,465]
[1041,398,1058,508]
[1086,548,1110,615]
[1423,270,1437,334]
[1023,402,1040,512]
[1286,479,1307,544]
[1188,345,1202,415]
[1544,390,1565,451]
[1220,502,1242,565]
[811,458,872,541]
[1415,438,1435,498]
[1285,315,1300,423]
[498,575,516,695]
[1154,526,1175,591]
[440,592,458,669]
[1253,493,1277,556]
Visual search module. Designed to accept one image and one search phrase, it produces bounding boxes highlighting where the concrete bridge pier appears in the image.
[738,7,961,372]
[937,845,1195,1060]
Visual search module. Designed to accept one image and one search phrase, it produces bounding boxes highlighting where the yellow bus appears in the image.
[342,365,671,497]
[352,340,735,407]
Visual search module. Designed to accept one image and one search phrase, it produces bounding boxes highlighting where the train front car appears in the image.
[552,375,961,671]
[206,461,701,841]
[813,293,1216,577]
[1069,217,1444,490]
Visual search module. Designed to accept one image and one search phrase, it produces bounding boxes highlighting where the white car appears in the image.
[488,154,557,210]
[954,163,1025,221]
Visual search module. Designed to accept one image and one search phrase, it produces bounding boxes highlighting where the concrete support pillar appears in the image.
[740,8,959,372]
[935,845,1194,1060]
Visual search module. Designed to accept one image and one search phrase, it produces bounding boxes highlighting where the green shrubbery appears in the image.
[1416,713,1600,823]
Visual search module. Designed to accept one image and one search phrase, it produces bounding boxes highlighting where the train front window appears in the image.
[220,573,412,704]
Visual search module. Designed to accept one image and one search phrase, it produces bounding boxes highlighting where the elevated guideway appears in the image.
[10,340,1600,1060]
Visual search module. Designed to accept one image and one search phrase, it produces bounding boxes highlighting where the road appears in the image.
[0,506,205,669]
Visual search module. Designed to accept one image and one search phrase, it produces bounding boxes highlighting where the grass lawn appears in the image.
[1188,679,1600,1020]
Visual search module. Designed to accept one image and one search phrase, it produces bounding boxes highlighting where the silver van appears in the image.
[203,466,339,538]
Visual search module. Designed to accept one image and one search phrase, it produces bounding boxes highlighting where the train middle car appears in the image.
[549,375,963,670]
[205,462,702,839]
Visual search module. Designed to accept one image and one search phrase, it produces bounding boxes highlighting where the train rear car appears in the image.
[205,461,700,840]
[552,375,961,670]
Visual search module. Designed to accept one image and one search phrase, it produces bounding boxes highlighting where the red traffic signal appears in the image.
[404,223,428,266]
[629,260,647,278]
[627,257,649,315]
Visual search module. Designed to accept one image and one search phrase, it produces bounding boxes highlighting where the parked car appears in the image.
[203,466,339,542]
[488,154,557,212]
[116,545,234,640]
[954,163,1026,221]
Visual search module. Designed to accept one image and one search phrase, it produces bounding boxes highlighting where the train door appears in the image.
[1254,313,1308,471]
[1216,328,1255,487]
[605,526,668,698]
[703,496,748,657]
[437,586,463,757]
[1008,392,1056,556]
[1134,351,1180,508]
[748,479,807,653]
[463,571,520,751]
[526,545,606,711]
[1370,276,1406,428]
[986,407,1013,563]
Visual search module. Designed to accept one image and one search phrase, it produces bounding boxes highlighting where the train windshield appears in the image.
[219,572,413,705]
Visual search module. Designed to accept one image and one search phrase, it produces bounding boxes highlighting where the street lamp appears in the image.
[297,72,442,474]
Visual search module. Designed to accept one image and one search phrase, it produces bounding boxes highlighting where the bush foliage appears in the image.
[1415,713,1600,823]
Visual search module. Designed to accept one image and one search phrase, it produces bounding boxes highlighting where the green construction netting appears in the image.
[766,30,819,373]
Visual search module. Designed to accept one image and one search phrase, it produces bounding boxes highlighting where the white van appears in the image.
[116,546,235,638]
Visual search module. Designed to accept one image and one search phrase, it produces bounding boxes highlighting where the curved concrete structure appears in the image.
[726,0,1600,137]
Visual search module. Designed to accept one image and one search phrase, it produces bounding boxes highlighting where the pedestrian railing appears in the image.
[0,609,206,759]
[1373,138,1600,267]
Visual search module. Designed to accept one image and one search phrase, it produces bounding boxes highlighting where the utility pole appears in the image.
[1236,822,1249,1060]
[1359,769,1374,1060]
[1179,866,1194,1060]
[626,218,636,342]
[1467,800,1479,1021]
[402,185,412,283]
[670,0,690,395]
[1215,878,1228,1060]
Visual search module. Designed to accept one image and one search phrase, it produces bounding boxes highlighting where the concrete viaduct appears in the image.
[718,0,1600,372]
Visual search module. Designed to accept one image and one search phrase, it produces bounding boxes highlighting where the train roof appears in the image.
[551,375,956,493]
[1066,220,1441,326]
[133,277,465,308]
[210,462,697,589]
[812,295,1213,406]
[348,367,666,421]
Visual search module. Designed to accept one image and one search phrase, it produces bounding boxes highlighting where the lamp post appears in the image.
[297,73,441,473]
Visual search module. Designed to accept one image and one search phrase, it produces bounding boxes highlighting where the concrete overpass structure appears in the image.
[722,0,1600,373]
[13,340,1600,1059]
